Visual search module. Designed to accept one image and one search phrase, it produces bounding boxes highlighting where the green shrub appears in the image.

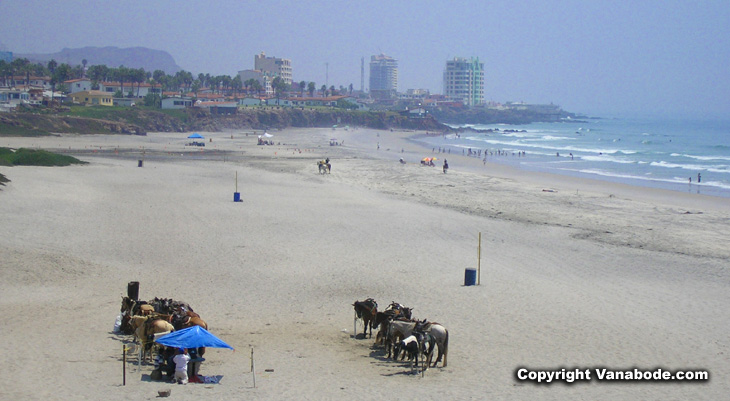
[0,147,87,166]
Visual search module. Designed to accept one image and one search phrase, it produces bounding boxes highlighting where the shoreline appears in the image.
[1,127,728,400]
[408,131,730,199]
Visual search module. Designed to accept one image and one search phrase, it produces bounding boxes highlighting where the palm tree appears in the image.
[138,68,147,97]
[308,81,316,97]
[0,60,9,87]
[272,76,289,105]
[252,80,263,96]
[299,80,306,97]
[320,84,327,97]
[11,58,30,88]
[222,75,232,96]
[232,75,242,99]
[47,59,57,106]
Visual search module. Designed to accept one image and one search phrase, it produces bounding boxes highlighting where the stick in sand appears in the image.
[477,231,481,285]
[251,347,256,388]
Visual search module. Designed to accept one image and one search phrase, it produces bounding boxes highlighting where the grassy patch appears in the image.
[0,121,52,136]
[0,147,87,166]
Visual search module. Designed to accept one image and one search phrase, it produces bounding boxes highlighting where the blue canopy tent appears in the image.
[155,326,234,350]
[187,133,204,139]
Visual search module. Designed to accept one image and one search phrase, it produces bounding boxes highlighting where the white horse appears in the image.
[424,323,448,368]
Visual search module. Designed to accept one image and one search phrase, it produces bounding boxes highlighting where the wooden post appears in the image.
[477,232,482,285]
[123,344,126,386]
[251,347,256,388]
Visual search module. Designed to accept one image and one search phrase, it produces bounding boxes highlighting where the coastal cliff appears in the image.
[0,107,448,136]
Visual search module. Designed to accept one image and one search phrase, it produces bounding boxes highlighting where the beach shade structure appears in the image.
[262,133,274,138]
[188,133,204,139]
[155,326,234,350]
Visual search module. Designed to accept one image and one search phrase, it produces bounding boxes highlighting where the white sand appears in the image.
[1,128,728,400]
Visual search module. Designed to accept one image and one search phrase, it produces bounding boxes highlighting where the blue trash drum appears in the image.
[464,268,477,286]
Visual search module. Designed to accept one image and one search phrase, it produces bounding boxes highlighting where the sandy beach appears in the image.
[1,127,728,400]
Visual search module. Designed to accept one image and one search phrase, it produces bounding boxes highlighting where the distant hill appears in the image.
[15,46,182,74]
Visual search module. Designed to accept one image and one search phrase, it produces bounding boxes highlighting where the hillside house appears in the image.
[64,78,92,94]
[68,90,113,106]
[161,97,194,109]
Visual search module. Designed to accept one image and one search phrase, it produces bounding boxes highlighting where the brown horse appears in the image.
[353,298,378,338]
[171,312,208,358]
[133,317,174,363]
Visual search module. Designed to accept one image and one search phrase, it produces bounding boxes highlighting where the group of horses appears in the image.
[120,296,208,362]
[353,298,449,374]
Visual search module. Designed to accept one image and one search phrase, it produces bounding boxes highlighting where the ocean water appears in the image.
[419,117,730,198]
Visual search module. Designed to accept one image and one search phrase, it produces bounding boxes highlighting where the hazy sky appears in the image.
[1,0,728,117]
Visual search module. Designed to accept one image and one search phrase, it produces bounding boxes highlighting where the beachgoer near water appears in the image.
[443,159,449,173]
[698,173,701,183]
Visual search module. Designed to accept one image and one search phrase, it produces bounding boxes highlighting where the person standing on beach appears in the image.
[698,173,701,183]
[173,348,191,384]
[443,159,449,173]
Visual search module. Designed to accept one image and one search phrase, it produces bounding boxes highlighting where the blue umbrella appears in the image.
[155,326,234,350]
[188,133,204,139]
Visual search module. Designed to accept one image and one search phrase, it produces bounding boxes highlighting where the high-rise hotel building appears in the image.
[443,57,484,106]
[254,52,292,85]
[369,54,398,99]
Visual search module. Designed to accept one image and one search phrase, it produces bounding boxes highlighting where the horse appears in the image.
[385,302,413,320]
[170,312,208,358]
[393,331,436,373]
[318,161,330,174]
[134,318,174,363]
[373,304,412,346]
[373,312,394,346]
[352,298,378,338]
[172,310,207,331]
[385,319,416,359]
[415,320,449,367]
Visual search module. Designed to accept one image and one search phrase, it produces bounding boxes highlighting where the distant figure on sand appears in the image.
[698,173,701,183]
[443,159,449,174]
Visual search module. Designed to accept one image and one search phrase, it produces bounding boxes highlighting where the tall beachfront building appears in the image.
[369,54,398,99]
[443,57,484,106]
[254,52,292,85]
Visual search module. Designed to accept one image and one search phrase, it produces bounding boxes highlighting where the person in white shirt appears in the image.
[173,348,191,384]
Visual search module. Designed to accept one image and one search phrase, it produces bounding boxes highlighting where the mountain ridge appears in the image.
[14,46,182,74]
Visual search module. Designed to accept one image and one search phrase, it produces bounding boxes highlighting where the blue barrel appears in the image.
[464,268,477,286]
[233,192,241,202]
